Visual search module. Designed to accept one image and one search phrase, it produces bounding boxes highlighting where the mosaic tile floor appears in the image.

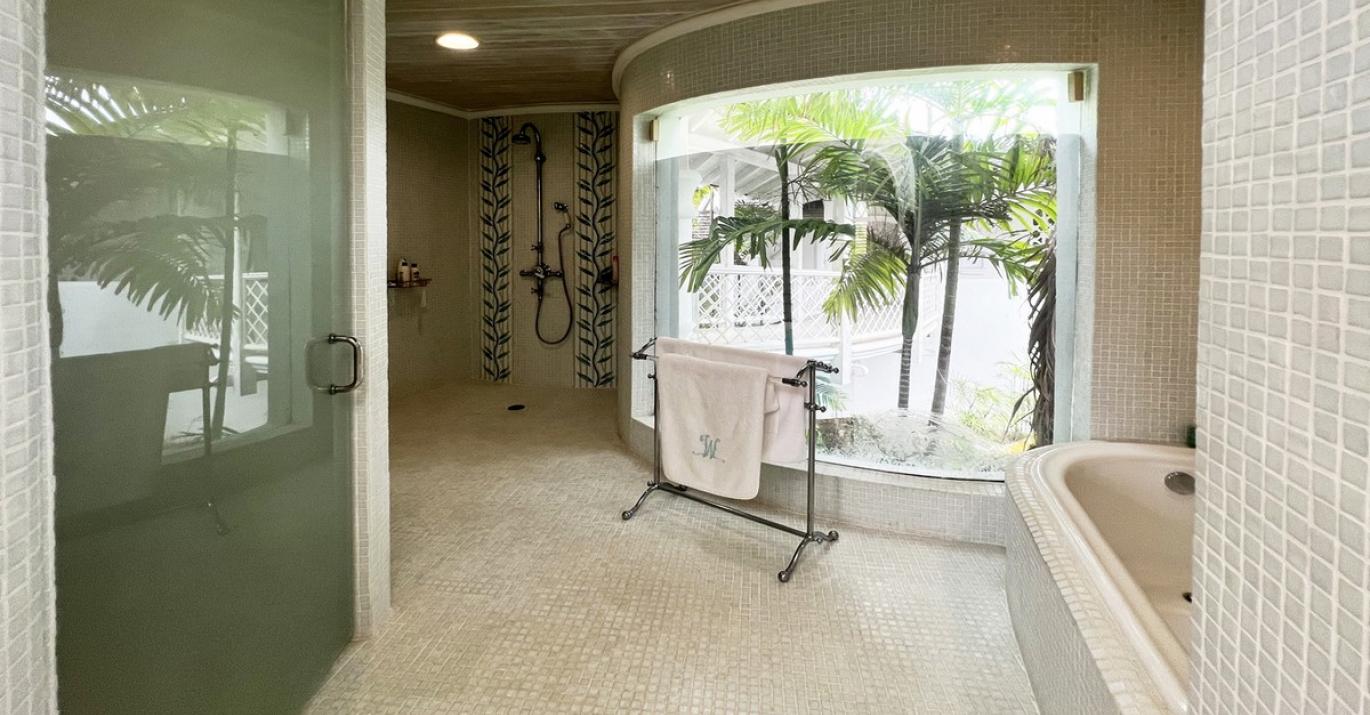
[307,382,1038,714]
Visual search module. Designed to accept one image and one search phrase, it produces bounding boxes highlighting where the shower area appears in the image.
[386,109,619,396]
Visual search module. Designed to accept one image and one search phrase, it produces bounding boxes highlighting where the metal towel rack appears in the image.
[621,338,840,583]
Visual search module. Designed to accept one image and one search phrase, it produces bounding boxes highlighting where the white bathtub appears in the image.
[1006,441,1196,714]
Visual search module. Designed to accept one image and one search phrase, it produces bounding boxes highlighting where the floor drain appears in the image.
[507,404,526,411]
[1183,591,1192,603]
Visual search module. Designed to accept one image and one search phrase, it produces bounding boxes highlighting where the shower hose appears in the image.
[536,219,573,346]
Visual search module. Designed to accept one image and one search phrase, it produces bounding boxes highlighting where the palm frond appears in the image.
[680,216,854,291]
[822,239,908,321]
[56,215,236,332]
[1010,239,1056,446]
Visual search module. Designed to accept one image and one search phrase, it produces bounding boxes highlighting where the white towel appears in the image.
[657,337,812,463]
[657,353,769,500]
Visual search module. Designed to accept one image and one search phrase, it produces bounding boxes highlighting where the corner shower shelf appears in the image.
[387,278,432,289]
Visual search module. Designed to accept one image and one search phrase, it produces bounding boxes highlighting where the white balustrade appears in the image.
[686,266,943,364]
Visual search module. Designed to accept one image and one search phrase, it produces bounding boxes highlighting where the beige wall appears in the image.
[386,101,475,398]
[1193,0,1370,711]
[615,0,1205,445]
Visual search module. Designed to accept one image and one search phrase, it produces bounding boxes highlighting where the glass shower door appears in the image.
[46,0,354,712]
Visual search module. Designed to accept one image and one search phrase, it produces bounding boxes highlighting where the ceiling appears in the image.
[386,1,748,113]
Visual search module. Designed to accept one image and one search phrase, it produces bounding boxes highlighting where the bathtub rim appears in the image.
[1050,448,1194,693]
[1007,441,1193,714]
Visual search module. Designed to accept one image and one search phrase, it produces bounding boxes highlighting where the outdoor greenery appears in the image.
[816,364,1035,475]
[678,81,1058,452]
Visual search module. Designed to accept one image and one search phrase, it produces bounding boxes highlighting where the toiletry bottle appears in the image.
[397,258,410,284]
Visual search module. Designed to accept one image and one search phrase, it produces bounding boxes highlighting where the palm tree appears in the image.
[814,130,1050,409]
[915,81,1054,421]
[679,88,1053,413]
[680,92,899,353]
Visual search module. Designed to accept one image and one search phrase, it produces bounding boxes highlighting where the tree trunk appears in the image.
[211,132,238,439]
[929,220,962,419]
[777,150,794,355]
[896,259,921,410]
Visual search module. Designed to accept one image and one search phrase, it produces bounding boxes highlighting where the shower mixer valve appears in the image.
[519,263,564,294]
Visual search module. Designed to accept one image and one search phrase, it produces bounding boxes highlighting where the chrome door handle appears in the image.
[325,333,362,394]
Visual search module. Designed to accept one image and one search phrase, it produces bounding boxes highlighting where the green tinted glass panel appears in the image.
[46,1,353,712]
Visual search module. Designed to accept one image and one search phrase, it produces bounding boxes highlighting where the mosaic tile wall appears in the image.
[0,1,56,711]
[348,0,391,637]
[616,0,1205,445]
[473,112,620,389]
[1193,0,1370,712]
[619,117,660,431]
[386,102,475,398]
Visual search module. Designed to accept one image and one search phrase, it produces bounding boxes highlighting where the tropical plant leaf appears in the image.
[680,217,854,292]
[1010,238,1056,446]
[822,239,908,321]
[55,215,237,332]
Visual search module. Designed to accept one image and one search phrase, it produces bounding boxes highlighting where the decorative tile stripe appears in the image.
[479,116,512,382]
[573,111,617,387]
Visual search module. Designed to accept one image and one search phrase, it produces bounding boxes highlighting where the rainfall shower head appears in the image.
[512,122,541,146]
[512,122,545,162]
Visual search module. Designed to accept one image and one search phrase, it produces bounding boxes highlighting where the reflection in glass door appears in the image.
[46,1,354,712]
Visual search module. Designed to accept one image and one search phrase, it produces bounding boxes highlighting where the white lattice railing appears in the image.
[184,272,269,352]
[684,266,942,359]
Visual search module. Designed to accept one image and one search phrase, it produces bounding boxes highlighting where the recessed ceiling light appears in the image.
[436,32,479,50]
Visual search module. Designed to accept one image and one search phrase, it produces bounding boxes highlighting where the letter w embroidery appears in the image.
[695,433,722,461]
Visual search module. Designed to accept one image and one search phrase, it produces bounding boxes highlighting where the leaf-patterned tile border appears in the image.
[574,111,617,388]
[480,116,513,383]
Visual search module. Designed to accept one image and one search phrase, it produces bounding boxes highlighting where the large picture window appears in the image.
[655,73,1079,480]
